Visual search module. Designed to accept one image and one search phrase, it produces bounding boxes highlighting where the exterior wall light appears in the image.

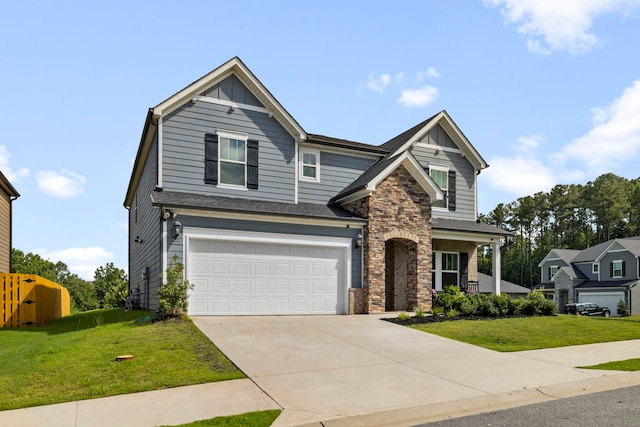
[174,220,182,238]
[355,233,363,248]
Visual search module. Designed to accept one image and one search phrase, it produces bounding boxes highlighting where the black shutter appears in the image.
[448,170,456,211]
[622,261,626,276]
[460,252,469,288]
[247,139,259,189]
[610,262,614,277]
[548,267,551,280]
[204,133,218,185]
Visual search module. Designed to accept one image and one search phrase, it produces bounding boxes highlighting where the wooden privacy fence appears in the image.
[1,274,71,327]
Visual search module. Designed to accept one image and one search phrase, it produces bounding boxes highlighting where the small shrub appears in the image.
[492,293,518,316]
[432,306,444,316]
[413,307,426,318]
[445,308,459,318]
[397,312,411,321]
[458,299,475,316]
[158,255,194,317]
[519,290,556,315]
[434,285,466,312]
[617,300,630,317]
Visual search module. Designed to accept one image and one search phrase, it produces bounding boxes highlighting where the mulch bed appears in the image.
[383,313,538,326]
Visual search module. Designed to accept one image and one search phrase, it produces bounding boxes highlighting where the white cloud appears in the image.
[367,74,391,93]
[36,246,115,281]
[37,169,86,198]
[416,67,440,81]
[485,0,640,54]
[397,86,439,108]
[0,145,29,182]
[483,134,558,196]
[551,79,640,172]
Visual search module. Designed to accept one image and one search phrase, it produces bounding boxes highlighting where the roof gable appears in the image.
[154,56,306,141]
[0,170,19,199]
[380,110,487,171]
[332,151,444,204]
[538,248,580,267]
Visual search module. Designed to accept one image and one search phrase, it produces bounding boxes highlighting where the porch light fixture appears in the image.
[174,220,182,238]
[355,233,363,249]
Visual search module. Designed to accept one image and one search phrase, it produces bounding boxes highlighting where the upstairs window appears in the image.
[429,166,448,209]
[300,149,320,182]
[204,131,259,190]
[612,260,625,278]
[549,265,558,279]
[592,263,599,274]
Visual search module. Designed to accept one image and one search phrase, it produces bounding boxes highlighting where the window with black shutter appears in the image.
[205,131,259,189]
[204,133,218,185]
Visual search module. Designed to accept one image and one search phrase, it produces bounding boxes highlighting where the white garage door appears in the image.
[187,237,347,315]
[578,291,625,315]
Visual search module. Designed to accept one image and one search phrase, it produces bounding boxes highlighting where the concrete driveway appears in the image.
[192,315,626,426]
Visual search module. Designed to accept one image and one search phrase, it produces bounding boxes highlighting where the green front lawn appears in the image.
[581,358,640,371]
[0,309,245,410]
[411,315,640,352]
[161,410,281,427]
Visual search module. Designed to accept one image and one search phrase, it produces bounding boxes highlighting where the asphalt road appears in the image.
[417,385,640,427]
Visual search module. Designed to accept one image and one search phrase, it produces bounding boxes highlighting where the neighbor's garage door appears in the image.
[187,238,346,315]
[578,291,625,315]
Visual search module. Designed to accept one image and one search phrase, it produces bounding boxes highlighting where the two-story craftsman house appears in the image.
[124,57,509,315]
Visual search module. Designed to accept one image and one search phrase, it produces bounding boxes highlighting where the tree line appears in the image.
[478,173,640,288]
[11,249,128,312]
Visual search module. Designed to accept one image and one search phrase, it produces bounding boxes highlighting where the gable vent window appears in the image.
[204,132,259,189]
[300,148,320,182]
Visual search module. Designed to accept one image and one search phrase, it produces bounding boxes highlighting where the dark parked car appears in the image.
[564,302,611,317]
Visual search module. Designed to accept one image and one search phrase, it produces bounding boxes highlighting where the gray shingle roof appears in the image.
[306,134,388,155]
[572,236,640,263]
[379,112,440,153]
[151,190,366,222]
[331,154,400,202]
[477,273,530,295]
[432,218,512,236]
[574,280,639,289]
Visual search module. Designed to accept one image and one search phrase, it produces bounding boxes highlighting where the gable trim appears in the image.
[334,152,444,205]
[191,95,271,115]
[153,57,307,141]
[391,111,487,171]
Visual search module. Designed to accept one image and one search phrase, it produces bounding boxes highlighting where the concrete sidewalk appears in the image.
[0,379,280,427]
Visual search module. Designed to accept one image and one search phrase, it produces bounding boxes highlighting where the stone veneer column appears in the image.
[344,165,433,313]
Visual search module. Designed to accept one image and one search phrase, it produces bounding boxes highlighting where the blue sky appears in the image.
[1,1,640,279]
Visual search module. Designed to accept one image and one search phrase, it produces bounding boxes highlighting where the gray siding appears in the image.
[411,144,476,220]
[426,124,458,149]
[540,259,569,283]
[162,97,295,202]
[573,263,595,280]
[298,151,376,204]
[129,135,162,310]
[600,251,638,281]
[202,75,264,107]
[631,288,640,315]
[167,216,363,288]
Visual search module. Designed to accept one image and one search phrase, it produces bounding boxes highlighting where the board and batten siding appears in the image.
[298,151,376,204]
[161,98,296,203]
[129,135,162,310]
[167,215,363,289]
[411,145,476,220]
[0,190,11,272]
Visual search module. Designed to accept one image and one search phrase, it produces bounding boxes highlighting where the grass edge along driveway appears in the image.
[0,308,245,411]
[410,314,640,352]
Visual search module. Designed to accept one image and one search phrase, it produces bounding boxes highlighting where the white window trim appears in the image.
[299,148,320,182]
[592,263,599,274]
[217,130,249,189]
[612,259,624,278]
[429,164,449,211]
[549,264,559,280]
[432,251,459,291]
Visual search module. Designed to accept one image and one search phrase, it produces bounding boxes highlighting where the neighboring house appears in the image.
[477,272,530,299]
[0,171,19,272]
[124,57,510,315]
[537,237,640,315]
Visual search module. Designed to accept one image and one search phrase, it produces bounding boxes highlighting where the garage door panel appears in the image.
[578,292,624,316]
[188,237,346,315]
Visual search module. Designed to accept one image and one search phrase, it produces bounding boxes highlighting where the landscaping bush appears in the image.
[433,285,466,312]
[518,290,556,315]
[617,299,630,317]
[413,307,426,318]
[492,293,519,316]
[158,255,193,317]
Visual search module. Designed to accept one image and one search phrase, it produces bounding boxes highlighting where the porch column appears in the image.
[492,240,501,295]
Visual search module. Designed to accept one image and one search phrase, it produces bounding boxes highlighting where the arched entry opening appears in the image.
[384,238,418,312]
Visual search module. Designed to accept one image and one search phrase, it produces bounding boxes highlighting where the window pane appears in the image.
[220,137,230,159]
[220,162,245,186]
[220,138,245,162]
[303,152,316,165]
[442,253,458,271]
[430,169,447,190]
[443,272,458,287]
[303,165,316,178]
